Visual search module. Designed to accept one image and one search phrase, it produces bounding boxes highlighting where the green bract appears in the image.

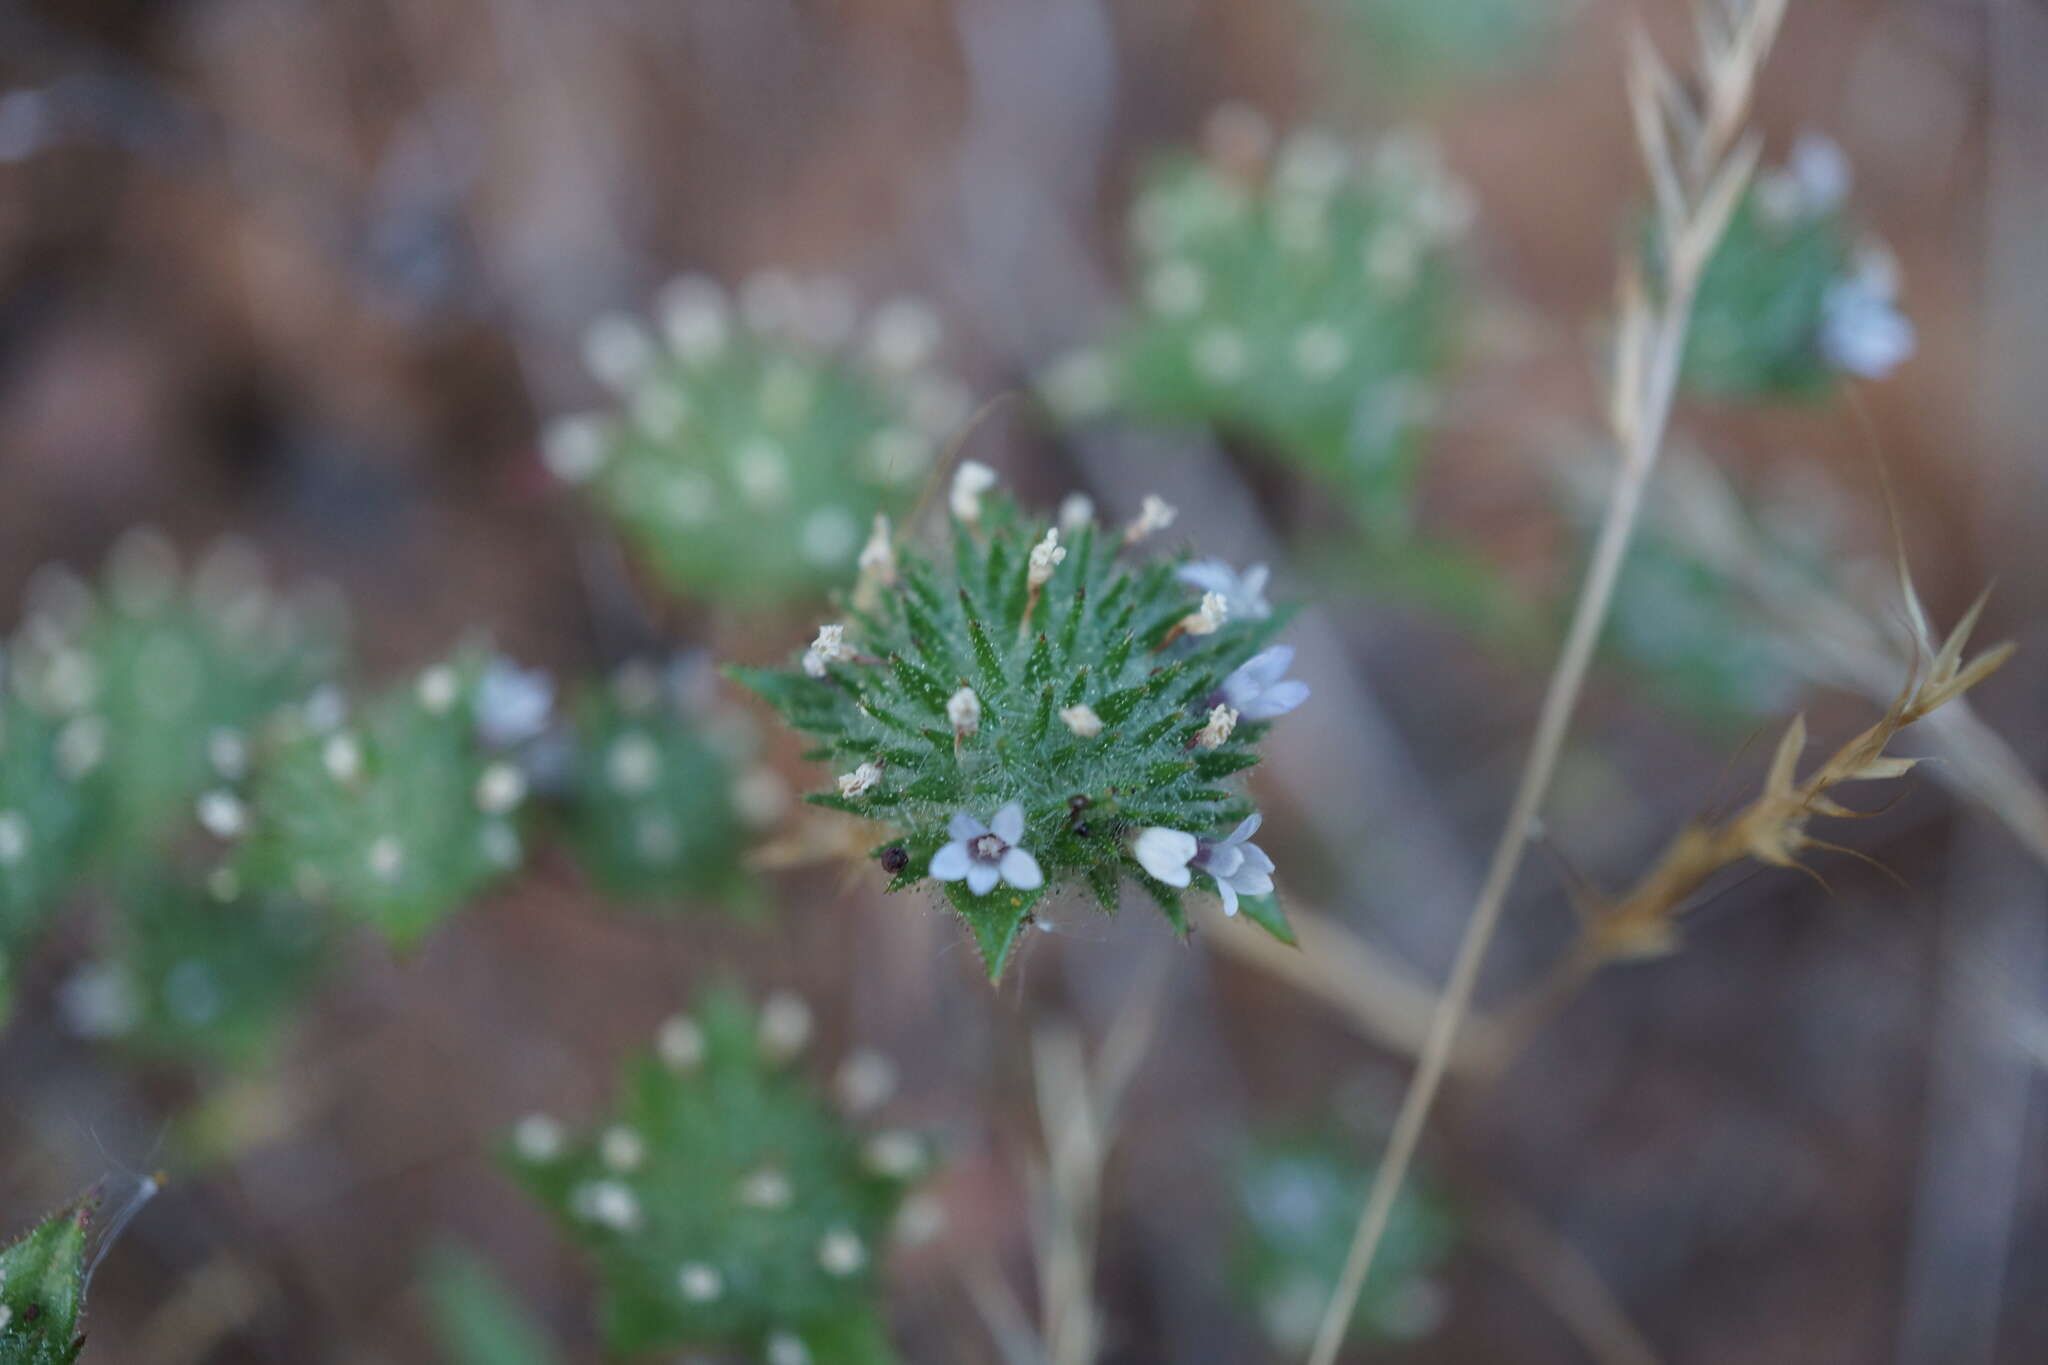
[225,654,531,945]
[736,494,1298,979]
[1042,117,1464,534]
[507,988,923,1364]
[546,274,970,605]
[1232,1139,1457,1352]
[0,1199,91,1365]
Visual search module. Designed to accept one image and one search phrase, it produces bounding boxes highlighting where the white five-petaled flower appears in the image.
[947,686,981,737]
[1222,645,1311,721]
[1181,591,1229,638]
[1123,494,1178,544]
[950,460,999,523]
[1194,813,1276,916]
[1027,528,1066,588]
[1132,826,1199,887]
[1176,559,1272,621]
[1195,703,1238,749]
[1059,704,1103,738]
[838,762,883,797]
[930,802,1043,896]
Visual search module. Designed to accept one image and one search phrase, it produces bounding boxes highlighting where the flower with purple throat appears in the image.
[930,801,1044,897]
[1132,814,1277,915]
[1221,646,1310,721]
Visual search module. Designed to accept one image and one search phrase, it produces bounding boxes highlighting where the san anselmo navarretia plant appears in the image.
[735,465,1309,979]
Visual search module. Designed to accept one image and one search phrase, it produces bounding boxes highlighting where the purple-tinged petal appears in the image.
[1237,843,1276,879]
[1225,812,1262,846]
[990,801,1025,845]
[948,811,988,842]
[999,847,1043,891]
[1204,842,1245,879]
[1217,878,1240,916]
[929,841,971,881]
[1133,827,1197,887]
[1244,680,1310,720]
[966,860,1001,896]
[1176,560,1236,596]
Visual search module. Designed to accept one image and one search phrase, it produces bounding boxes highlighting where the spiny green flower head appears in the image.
[0,1198,91,1365]
[544,270,973,607]
[59,878,330,1068]
[735,476,1305,979]
[506,987,928,1365]
[1231,1138,1457,1353]
[220,652,549,946]
[1680,133,1913,401]
[5,532,344,870]
[559,659,756,911]
[1041,108,1466,534]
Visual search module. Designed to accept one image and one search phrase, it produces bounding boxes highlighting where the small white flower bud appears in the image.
[738,1166,794,1210]
[197,790,246,839]
[809,624,851,664]
[367,834,405,883]
[0,811,30,866]
[1026,528,1066,589]
[949,460,999,523]
[417,666,460,714]
[946,687,981,737]
[835,1049,898,1114]
[600,1125,646,1172]
[817,1227,867,1277]
[856,515,897,586]
[677,1262,724,1303]
[323,733,363,783]
[657,1014,706,1071]
[837,762,883,798]
[541,414,610,484]
[1182,591,1229,636]
[1195,703,1239,749]
[513,1113,565,1162]
[1059,704,1103,738]
[606,733,661,794]
[1124,494,1179,544]
[1057,491,1096,532]
[475,762,527,814]
[758,991,813,1060]
[863,1130,925,1179]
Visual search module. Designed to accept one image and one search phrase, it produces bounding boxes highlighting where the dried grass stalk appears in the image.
[1305,4,1789,1360]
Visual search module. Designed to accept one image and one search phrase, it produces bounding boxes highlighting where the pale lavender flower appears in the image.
[1194,813,1276,916]
[1221,646,1310,721]
[1132,826,1197,887]
[1819,276,1915,379]
[1176,558,1272,619]
[475,659,555,747]
[930,802,1043,896]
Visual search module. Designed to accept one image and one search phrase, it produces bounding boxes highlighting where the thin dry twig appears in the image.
[1477,1200,1664,1365]
[1196,901,1501,1072]
[1304,5,1788,1360]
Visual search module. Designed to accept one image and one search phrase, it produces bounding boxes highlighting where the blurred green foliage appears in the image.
[547,275,969,607]
[1232,1137,1457,1352]
[507,987,923,1363]
[1044,116,1465,537]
